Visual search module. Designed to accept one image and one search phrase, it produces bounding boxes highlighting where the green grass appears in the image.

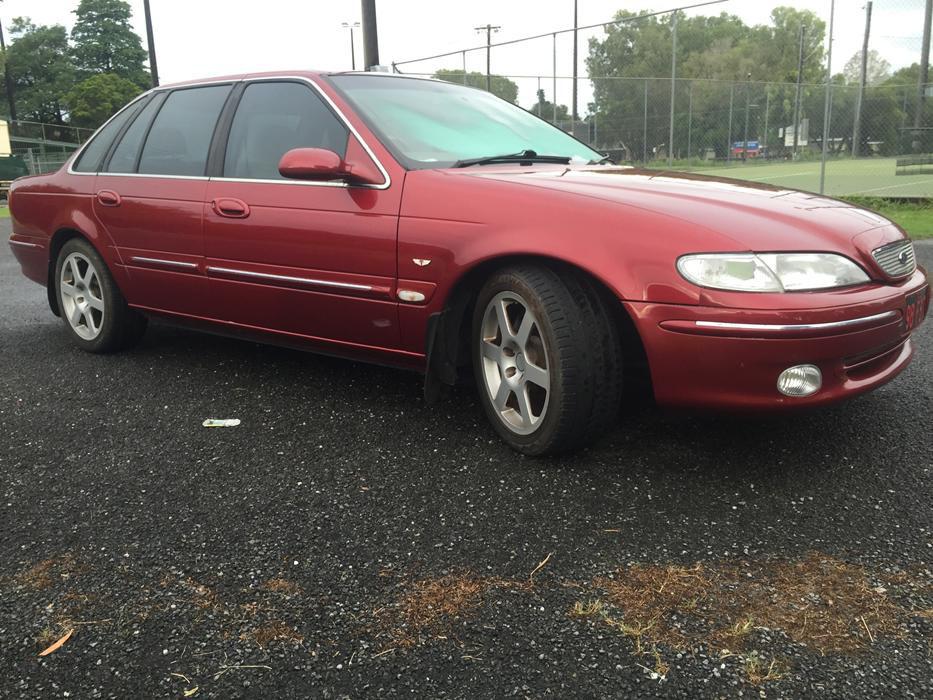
[688,157,933,198]
[843,197,933,240]
[0,206,8,218]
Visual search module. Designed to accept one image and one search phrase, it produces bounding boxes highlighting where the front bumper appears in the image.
[626,269,929,410]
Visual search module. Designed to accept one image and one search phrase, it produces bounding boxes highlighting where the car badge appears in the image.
[897,249,909,265]
[412,258,431,267]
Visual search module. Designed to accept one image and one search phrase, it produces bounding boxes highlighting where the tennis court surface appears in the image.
[689,157,933,198]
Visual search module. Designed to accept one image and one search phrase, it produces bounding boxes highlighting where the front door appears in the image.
[202,79,401,353]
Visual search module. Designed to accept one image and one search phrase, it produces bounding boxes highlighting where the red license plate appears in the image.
[905,287,929,332]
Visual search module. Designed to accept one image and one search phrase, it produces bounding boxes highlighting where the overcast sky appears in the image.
[4,0,928,111]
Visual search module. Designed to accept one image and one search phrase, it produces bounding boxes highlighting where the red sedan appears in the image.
[8,71,929,454]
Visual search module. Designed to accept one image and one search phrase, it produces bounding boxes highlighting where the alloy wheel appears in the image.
[60,252,105,341]
[479,291,551,435]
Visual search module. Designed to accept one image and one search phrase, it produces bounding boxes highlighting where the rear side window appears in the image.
[71,98,146,173]
[223,81,349,180]
[138,85,231,176]
[105,93,165,173]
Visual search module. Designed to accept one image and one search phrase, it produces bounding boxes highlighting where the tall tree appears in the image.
[843,49,892,86]
[71,0,149,88]
[433,69,519,103]
[529,89,570,121]
[66,72,141,127]
[4,18,75,123]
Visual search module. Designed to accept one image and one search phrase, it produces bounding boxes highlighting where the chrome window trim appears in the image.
[130,256,199,269]
[9,239,41,248]
[694,310,898,332]
[68,75,392,190]
[206,265,373,292]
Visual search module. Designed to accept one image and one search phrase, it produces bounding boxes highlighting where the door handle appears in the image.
[211,197,250,219]
[96,189,121,207]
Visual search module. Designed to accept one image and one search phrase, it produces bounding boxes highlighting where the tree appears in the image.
[71,0,149,88]
[3,18,76,123]
[432,69,518,103]
[529,88,569,121]
[66,72,141,127]
[843,50,892,87]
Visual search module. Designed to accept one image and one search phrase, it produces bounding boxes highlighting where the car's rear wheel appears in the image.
[55,238,147,352]
[472,264,623,455]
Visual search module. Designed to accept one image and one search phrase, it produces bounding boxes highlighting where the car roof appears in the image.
[156,70,436,91]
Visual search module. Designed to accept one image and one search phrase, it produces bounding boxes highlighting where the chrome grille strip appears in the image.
[206,266,372,292]
[694,310,899,332]
[871,240,916,278]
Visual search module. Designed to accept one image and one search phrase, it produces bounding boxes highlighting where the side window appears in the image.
[72,98,146,173]
[105,93,165,173]
[223,82,349,180]
[138,85,231,176]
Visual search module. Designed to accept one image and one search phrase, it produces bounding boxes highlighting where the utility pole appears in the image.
[819,0,836,194]
[792,25,806,157]
[743,73,752,161]
[0,14,17,121]
[851,1,872,157]
[474,24,501,93]
[914,0,932,152]
[342,22,360,70]
[143,0,159,87]
[572,0,579,122]
[361,0,379,70]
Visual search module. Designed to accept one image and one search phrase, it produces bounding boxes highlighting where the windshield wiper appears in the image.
[453,149,572,168]
[590,154,615,165]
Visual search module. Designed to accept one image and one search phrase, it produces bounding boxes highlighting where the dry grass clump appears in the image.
[260,578,302,596]
[13,554,82,591]
[244,620,304,648]
[574,552,915,684]
[374,572,495,648]
[591,553,902,657]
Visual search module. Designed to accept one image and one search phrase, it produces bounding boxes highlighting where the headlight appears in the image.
[676,253,869,292]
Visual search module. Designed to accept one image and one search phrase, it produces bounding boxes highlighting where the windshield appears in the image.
[328,74,602,170]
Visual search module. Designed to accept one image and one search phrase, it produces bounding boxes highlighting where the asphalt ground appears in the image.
[1,219,931,698]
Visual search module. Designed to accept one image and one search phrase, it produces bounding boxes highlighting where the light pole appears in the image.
[474,24,501,93]
[342,22,360,70]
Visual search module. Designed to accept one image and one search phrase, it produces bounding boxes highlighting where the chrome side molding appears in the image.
[206,265,373,292]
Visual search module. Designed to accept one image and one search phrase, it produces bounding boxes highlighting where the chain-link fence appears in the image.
[394,0,933,198]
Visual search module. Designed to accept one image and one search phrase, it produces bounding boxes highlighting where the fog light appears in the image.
[777,364,822,397]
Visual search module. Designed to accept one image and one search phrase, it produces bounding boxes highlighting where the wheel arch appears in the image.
[46,228,102,316]
[424,253,652,400]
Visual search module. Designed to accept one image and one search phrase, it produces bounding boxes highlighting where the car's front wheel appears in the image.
[55,238,147,352]
[472,264,624,455]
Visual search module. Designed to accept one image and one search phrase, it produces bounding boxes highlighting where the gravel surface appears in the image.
[1,220,931,699]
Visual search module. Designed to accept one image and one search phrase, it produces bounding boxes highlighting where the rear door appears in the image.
[93,83,233,317]
[202,78,402,351]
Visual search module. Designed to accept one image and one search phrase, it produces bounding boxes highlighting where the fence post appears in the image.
[643,79,649,163]
[819,0,836,195]
[687,81,693,161]
[763,87,770,151]
[462,51,467,84]
[552,33,557,124]
[668,12,678,167]
[727,84,734,162]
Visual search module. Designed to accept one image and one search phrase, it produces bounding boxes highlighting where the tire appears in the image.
[471,264,624,455]
[54,238,147,353]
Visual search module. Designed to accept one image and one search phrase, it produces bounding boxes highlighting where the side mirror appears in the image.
[278,148,349,181]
